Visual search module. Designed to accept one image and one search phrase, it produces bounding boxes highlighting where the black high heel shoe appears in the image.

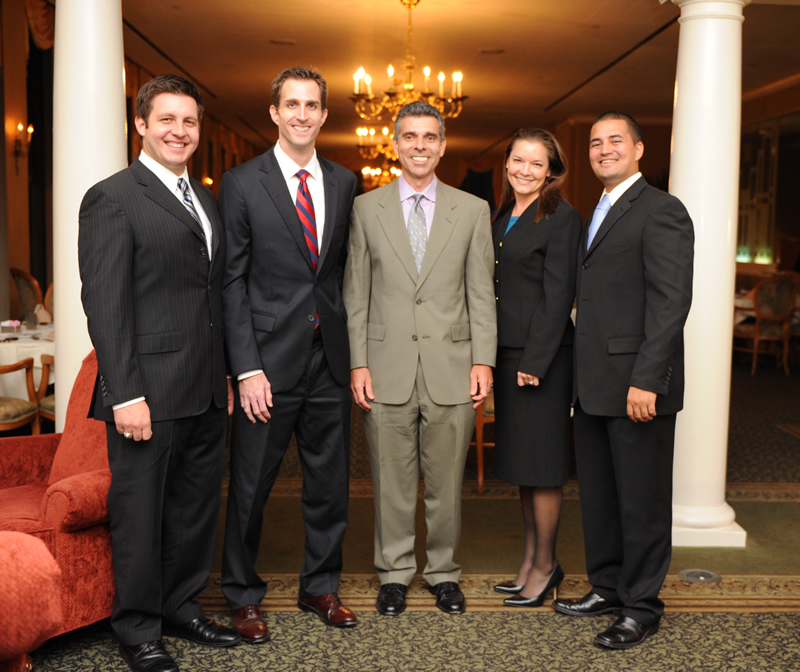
[493,580,524,595]
[503,563,564,608]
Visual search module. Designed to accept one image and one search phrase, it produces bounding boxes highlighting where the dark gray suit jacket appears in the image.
[220,148,356,392]
[493,198,582,379]
[79,157,228,422]
[573,177,694,417]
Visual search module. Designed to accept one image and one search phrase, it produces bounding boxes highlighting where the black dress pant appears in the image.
[221,340,351,609]
[106,402,227,645]
[573,400,675,626]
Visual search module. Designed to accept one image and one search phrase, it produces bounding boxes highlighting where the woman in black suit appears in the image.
[491,129,582,607]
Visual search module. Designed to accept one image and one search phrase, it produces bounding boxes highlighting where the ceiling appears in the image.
[120,0,800,157]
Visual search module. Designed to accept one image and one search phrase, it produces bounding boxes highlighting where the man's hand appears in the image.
[114,400,153,441]
[238,372,273,423]
[627,386,657,422]
[517,372,540,387]
[470,364,493,409]
[351,367,375,411]
[227,378,235,416]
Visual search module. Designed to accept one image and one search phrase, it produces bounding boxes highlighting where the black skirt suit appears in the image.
[492,198,582,487]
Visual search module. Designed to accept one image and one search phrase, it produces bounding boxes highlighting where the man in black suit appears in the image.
[552,112,694,648]
[79,75,240,672]
[220,67,358,638]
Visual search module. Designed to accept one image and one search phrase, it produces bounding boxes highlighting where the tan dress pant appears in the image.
[363,360,476,586]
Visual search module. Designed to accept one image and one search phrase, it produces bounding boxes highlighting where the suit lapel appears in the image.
[131,158,207,243]
[417,182,457,289]
[258,149,315,273]
[316,158,338,273]
[377,180,418,282]
[586,176,647,256]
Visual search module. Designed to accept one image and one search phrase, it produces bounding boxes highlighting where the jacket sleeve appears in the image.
[465,199,498,367]
[629,195,694,394]
[219,169,264,378]
[78,182,146,406]
[518,204,581,378]
[342,202,371,369]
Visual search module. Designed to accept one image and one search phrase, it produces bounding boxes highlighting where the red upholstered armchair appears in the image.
[0,351,114,636]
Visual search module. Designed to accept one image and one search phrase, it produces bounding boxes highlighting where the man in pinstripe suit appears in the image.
[79,75,240,672]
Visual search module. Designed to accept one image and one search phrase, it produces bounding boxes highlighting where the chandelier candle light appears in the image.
[352,0,466,122]
[356,126,398,161]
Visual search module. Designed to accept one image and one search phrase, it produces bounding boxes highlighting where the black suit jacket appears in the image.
[573,177,694,417]
[79,158,228,422]
[220,148,357,391]
[492,198,582,378]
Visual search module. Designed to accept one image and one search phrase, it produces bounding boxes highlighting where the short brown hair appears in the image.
[271,67,328,110]
[493,128,568,225]
[136,74,204,126]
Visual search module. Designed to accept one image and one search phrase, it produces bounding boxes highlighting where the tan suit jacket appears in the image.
[344,179,496,404]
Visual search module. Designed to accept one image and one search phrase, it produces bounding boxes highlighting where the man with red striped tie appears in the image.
[220,67,358,640]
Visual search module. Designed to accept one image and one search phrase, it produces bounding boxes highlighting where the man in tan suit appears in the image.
[344,101,496,616]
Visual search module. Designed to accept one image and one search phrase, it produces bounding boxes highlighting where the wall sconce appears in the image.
[203,177,214,187]
[14,123,33,175]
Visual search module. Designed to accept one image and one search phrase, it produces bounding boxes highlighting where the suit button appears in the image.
[582,263,589,270]
[308,315,315,322]
[201,248,207,256]
[412,335,418,341]
[416,299,422,305]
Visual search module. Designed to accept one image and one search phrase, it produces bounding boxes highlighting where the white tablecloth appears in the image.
[0,325,54,400]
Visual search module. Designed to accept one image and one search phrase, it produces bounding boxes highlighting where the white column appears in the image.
[668,0,750,546]
[53,0,127,430]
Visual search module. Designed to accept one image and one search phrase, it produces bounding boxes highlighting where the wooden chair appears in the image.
[44,283,54,320]
[733,276,796,375]
[0,358,40,434]
[470,390,495,494]
[38,354,55,423]
[10,268,43,320]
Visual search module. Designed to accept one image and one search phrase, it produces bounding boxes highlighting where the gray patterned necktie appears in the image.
[407,193,427,275]
[178,177,201,225]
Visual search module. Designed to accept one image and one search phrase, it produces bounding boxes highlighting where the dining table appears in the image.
[0,323,54,401]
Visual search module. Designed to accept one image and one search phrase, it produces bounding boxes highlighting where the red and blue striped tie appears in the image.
[296,169,319,328]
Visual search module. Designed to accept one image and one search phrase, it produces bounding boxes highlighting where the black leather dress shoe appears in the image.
[428,581,466,614]
[162,616,241,647]
[552,591,623,617]
[119,641,178,672]
[376,583,408,615]
[594,615,660,649]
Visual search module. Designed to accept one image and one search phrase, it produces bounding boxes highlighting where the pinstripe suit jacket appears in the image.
[79,157,228,422]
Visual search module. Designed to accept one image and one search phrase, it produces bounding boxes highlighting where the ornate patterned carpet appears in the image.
[31,611,800,671]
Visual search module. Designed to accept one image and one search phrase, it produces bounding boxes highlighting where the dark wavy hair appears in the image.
[493,128,567,225]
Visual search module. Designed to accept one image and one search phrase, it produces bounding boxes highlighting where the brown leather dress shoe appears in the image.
[298,593,358,628]
[231,605,270,644]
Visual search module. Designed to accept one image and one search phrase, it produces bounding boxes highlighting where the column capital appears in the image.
[666,0,752,20]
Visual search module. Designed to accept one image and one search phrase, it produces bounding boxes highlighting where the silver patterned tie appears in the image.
[178,177,201,225]
[407,193,427,275]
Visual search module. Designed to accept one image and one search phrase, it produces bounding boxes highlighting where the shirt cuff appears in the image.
[237,369,263,381]
[112,397,146,411]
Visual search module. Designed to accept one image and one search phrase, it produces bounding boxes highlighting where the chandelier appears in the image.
[356,126,398,161]
[352,0,466,122]
[361,160,402,191]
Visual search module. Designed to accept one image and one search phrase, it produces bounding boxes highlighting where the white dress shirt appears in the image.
[602,171,643,206]
[273,140,326,248]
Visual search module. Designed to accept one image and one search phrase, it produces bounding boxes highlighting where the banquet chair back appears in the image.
[10,268,43,320]
[0,357,40,434]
